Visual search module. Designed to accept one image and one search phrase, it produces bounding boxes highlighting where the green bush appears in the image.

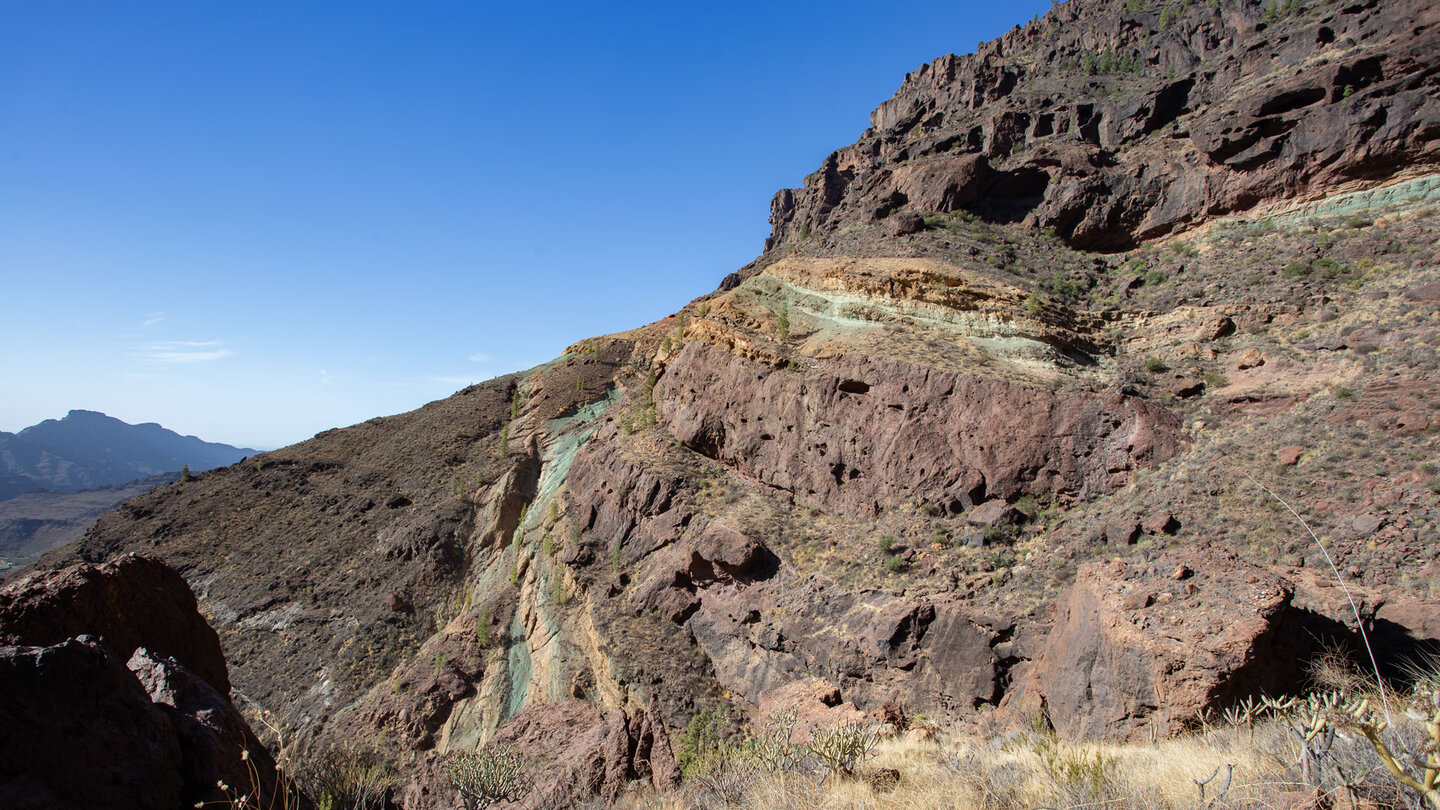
[877,535,895,554]
[447,745,531,809]
[1144,356,1168,373]
[883,555,905,573]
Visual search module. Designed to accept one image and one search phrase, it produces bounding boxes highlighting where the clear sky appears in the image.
[2,0,1052,450]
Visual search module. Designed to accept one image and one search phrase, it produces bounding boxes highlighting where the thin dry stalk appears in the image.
[1244,472,1392,724]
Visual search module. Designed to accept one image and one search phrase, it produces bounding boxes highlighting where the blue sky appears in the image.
[2,1,1051,449]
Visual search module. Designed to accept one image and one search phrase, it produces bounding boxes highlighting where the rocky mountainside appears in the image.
[35,0,1440,806]
[0,409,255,498]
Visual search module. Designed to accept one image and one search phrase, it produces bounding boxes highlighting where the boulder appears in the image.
[0,553,230,694]
[0,557,287,810]
[1001,550,1311,740]
[0,637,184,810]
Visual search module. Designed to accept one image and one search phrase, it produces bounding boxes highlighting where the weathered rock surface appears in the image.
[129,648,284,809]
[413,701,679,810]
[766,0,1440,253]
[0,637,184,810]
[0,553,230,694]
[0,557,285,810]
[661,342,1184,515]
[17,0,1440,800]
[1004,550,1317,740]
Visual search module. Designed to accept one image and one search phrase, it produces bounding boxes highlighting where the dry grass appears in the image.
[613,696,1439,810]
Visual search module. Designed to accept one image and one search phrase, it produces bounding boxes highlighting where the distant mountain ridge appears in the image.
[0,410,255,500]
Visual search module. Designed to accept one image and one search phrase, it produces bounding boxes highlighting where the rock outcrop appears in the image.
[1002,550,1312,740]
[0,553,230,694]
[0,556,283,809]
[766,0,1440,253]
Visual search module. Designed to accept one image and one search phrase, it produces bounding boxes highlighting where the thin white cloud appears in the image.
[138,341,235,364]
[468,352,492,364]
[141,313,164,328]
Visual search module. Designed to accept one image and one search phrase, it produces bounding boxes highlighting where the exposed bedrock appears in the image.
[0,553,230,695]
[0,555,285,810]
[565,434,1030,723]
[1002,549,1440,742]
[658,341,1184,517]
[766,0,1440,252]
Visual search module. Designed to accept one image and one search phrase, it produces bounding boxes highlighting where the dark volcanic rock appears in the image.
[0,557,288,810]
[0,553,230,694]
[0,637,184,810]
[129,648,283,809]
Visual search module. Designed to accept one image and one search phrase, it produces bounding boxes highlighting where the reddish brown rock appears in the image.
[661,343,1184,518]
[1278,445,1304,467]
[445,701,681,809]
[1002,550,1312,740]
[764,0,1440,253]
[0,558,287,810]
[1403,280,1440,303]
[1235,348,1266,370]
[1141,511,1179,536]
[756,678,868,742]
[1103,519,1141,545]
[966,500,1020,528]
[128,648,285,809]
[0,553,230,695]
[0,638,184,810]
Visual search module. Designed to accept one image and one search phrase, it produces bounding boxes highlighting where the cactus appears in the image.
[447,745,531,809]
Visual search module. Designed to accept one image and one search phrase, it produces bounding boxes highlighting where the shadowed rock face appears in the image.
[0,556,285,810]
[0,553,230,695]
[765,0,1440,253]
[0,638,185,810]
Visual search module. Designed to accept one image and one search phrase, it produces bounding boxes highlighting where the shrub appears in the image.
[1283,260,1312,278]
[476,606,492,647]
[877,536,895,554]
[447,745,531,809]
[776,302,790,342]
[1144,356,1168,373]
[884,555,905,573]
[1144,269,1168,286]
[808,723,879,780]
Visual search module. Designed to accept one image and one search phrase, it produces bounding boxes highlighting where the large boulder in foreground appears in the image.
[0,553,230,694]
[0,637,184,810]
[0,555,286,809]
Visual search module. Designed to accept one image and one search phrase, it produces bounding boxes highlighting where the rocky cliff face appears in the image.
[30,0,1440,806]
[765,0,1440,252]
